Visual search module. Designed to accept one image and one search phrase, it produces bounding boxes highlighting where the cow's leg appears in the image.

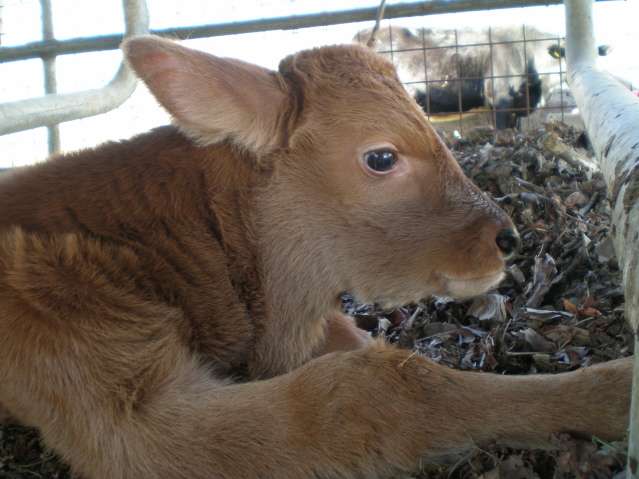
[147,349,629,479]
[1,306,632,479]
[0,310,633,479]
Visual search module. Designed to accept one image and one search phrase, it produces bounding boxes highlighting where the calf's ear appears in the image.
[123,35,289,154]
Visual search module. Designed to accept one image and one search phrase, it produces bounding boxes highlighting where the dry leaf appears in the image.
[563,298,579,314]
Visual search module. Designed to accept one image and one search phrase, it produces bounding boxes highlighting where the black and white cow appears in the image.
[356,26,611,128]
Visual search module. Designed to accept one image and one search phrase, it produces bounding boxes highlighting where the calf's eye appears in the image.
[364,149,397,173]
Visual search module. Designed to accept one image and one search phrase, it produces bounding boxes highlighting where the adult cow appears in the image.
[356,26,610,128]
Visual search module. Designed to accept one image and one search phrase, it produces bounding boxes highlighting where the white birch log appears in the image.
[565,1,639,476]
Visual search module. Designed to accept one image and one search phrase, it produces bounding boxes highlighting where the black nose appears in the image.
[496,228,521,258]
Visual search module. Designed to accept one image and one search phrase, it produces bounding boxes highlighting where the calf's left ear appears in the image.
[123,35,289,154]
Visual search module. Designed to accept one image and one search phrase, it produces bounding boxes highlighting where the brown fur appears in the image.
[0,37,631,479]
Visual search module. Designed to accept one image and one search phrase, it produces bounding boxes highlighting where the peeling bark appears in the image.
[565,1,639,475]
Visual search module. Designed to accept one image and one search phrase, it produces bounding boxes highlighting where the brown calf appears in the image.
[0,37,631,479]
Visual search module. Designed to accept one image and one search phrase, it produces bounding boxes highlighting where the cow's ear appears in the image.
[124,36,289,154]
[597,45,611,56]
[548,44,564,59]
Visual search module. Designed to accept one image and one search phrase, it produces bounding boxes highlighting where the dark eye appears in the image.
[364,149,397,173]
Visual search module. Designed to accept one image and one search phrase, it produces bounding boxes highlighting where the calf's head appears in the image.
[124,37,518,308]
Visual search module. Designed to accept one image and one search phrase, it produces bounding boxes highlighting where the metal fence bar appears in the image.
[419,28,432,119]
[375,35,569,55]
[488,27,497,129]
[564,1,639,477]
[558,36,566,122]
[0,0,4,47]
[0,0,149,136]
[522,25,531,117]
[40,0,60,154]
[454,29,463,133]
[0,0,617,64]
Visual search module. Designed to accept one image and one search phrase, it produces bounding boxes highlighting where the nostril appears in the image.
[496,228,521,258]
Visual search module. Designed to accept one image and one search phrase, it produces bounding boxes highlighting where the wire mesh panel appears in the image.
[358,22,577,135]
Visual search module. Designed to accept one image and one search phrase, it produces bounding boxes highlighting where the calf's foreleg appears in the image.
[75,344,631,478]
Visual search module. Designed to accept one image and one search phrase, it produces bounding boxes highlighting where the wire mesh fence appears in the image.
[356,23,577,135]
